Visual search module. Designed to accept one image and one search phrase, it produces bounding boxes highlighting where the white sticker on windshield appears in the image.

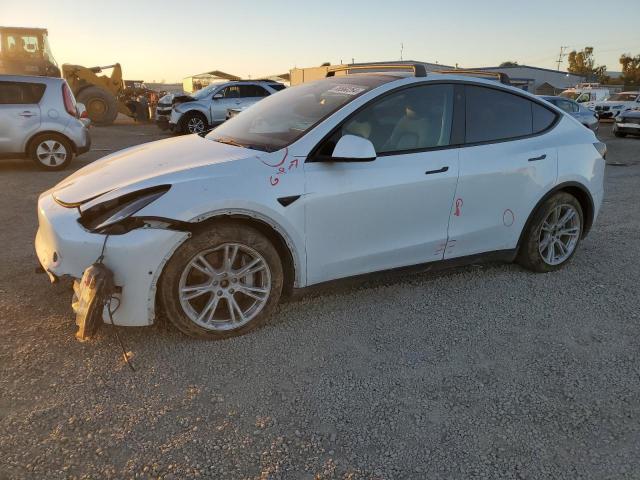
[327,85,367,96]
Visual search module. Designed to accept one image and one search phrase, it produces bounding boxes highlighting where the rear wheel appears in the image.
[159,223,283,339]
[77,86,118,125]
[181,111,208,134]
[28,133,73,170]
[518,192,583,273]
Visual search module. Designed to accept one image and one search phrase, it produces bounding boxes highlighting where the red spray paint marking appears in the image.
[269,176,279,186]
[454,198,463,217]
[260,147,288,168]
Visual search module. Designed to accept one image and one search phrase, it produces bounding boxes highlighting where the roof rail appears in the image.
[436,69,511,85]
[326,63,427,78]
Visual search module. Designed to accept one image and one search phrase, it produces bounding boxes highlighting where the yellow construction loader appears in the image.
[0,26,144,125]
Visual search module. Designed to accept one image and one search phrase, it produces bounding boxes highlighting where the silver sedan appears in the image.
[539,95,599,133]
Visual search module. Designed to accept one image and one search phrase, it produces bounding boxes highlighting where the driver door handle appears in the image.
[425,166,449,175]
[19,111,37,117]
[528,154,547,162]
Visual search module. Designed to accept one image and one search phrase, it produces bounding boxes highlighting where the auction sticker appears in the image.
[327,85,367,96]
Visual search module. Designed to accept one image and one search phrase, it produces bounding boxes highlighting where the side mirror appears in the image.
[331,135,376,162]
[213,93,224,100]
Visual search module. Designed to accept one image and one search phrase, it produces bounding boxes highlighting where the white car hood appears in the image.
[51,134,255,206]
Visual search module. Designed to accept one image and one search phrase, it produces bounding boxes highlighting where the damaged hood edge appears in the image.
[49,134,258,207]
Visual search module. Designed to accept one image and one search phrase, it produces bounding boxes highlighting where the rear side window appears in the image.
[0,81,46,104]
[269,84,286,91]
[465,85,556,143]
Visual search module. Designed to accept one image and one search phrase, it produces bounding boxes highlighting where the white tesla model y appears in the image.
[35,65,606,339]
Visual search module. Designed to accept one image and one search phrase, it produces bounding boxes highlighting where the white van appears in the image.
[560,84,610,109]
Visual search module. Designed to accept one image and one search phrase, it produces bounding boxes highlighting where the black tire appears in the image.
[77,86,118,125]
[517,192,584,273]
[614,131,626,138]
[28,133,74,171]
[158,222,284,339]
[180,111,208,134]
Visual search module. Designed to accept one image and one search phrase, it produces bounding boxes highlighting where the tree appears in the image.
[620,54,640,86]
[567,47,608,82]
[499,61,519,67]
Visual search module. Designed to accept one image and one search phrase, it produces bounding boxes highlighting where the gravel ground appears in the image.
[1,122,639,479]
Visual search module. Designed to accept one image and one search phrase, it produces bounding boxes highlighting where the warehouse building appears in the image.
[464,65,585,94]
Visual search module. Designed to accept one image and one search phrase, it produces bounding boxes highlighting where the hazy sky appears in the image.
[2,0,639,83]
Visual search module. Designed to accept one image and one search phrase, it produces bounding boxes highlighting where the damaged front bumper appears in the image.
[35,193,189,327]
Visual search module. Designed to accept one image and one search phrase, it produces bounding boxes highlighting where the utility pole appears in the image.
[556,46,569,71]
[400,42,404,61]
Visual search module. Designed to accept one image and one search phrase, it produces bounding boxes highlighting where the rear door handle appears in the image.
[19,111,36,117]
[425,166,449,175]
[528,154,547,162]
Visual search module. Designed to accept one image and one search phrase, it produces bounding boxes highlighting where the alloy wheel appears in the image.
[36,140,68,167]
[187,117,205,134]
[178,243,271,331]
[538,204,581,266]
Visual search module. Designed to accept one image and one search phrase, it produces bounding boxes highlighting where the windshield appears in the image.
[206,76,393,152]
[192,83,220,100]
[608,93,638,102]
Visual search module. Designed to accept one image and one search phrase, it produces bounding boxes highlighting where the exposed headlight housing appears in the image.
[78,186,170,234]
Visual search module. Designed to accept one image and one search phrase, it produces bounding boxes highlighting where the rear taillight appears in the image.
[62,83,77,117]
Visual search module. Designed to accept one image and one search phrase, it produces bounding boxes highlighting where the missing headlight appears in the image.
[78,186,170,234]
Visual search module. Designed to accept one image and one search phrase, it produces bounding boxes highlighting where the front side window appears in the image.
[0,81,46,104]
[465,85,555,143]
[207,76,393,152]
[221,86,241,99]
[318,84,454,156]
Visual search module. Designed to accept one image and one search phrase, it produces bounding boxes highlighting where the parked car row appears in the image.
[156,80,286,134]
[0,75,90,170]
[559,85,640,119]
[35,66,607,340]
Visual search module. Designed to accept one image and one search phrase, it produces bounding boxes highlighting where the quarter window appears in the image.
[320,84,455,156]
[0,81,46,104]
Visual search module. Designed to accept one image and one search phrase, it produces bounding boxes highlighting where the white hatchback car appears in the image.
[35,65,606,339]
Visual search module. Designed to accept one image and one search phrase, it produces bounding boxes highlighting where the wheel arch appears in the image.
[516,181,595,251]
[25,130,76,154]
[185,212,301,297]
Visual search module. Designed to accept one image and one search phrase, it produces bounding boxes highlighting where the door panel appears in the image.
[304,150,459,285]
[445,137,557,259]
[0,103,40,152]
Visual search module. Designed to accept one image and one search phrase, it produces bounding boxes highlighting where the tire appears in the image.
[180,111,208,134]
[158,222,284,339]
[28,133,73,170]
[518,192,584,273]
[77,86,118,125]
[614,131,626,138]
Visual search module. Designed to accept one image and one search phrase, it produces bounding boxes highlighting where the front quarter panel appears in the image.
[137,150,308,287]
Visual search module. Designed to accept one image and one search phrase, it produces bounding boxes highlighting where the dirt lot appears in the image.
[1,122,639,479]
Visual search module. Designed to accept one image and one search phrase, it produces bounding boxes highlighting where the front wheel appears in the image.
[158,223,283,339]
[180,111,208,134]
[518,192,583,273]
